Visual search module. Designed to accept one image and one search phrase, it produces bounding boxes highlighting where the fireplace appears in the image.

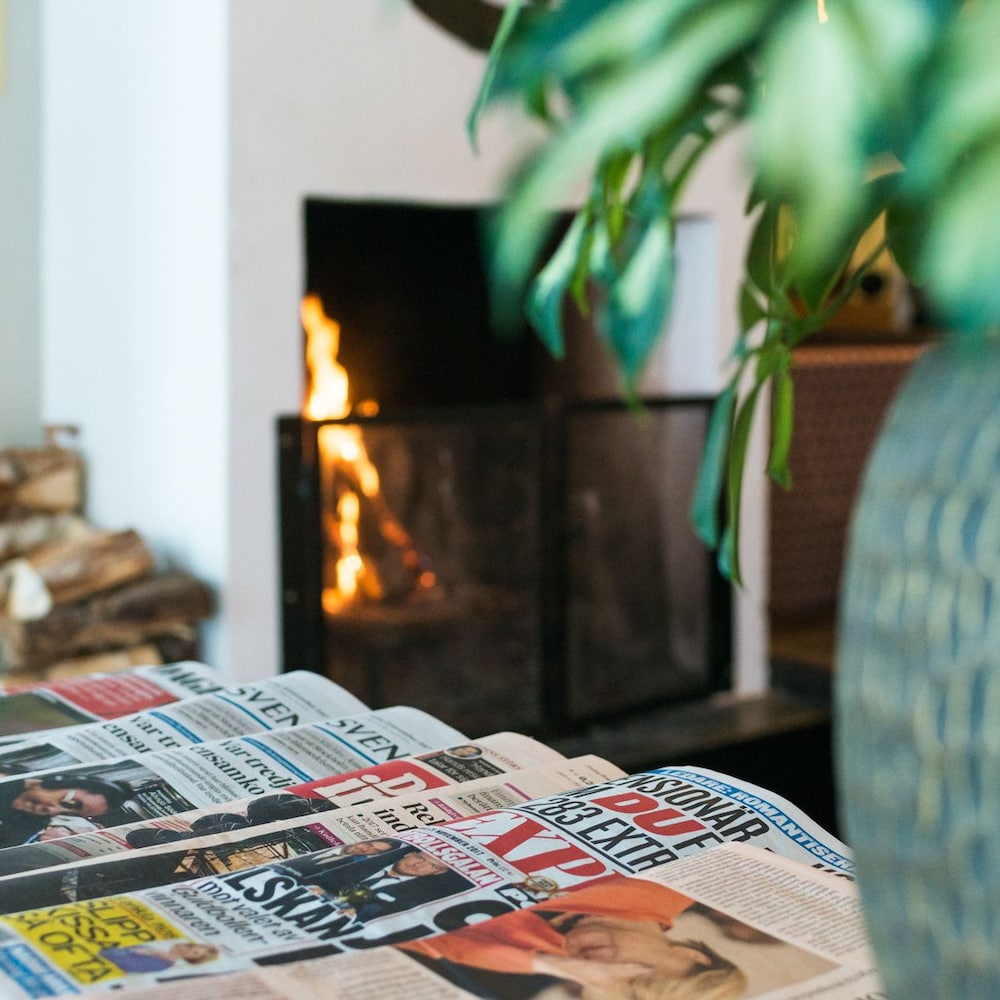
[278,198,731,738]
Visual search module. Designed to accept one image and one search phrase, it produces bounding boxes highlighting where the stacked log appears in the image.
[0,437,214,683]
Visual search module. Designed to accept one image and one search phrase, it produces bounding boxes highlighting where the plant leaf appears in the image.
[722,377,767,587]
[753,4,870,281]
[598,187,674,385]
[739,281,767,335]
[768,352,794,490]
[466,0,528,149]
[691,380,739,550]
[488,0,774,323]
[525,212,589,357]
[745,203,780,303]
[921,141,1000,333]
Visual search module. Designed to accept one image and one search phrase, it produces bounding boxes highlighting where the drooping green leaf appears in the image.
[908,0,1000,191]
[753,4,870,282]
[523,79,556,125]
[739,282,767,334]
[598,188,674,385]
[790,173,901,313]
[467,0,528,149]
[921,141,1000,334]
[722,379,767,587]
[691,380,739,550]
[525,212,589,357]
[480,0,618,100]
[768,353,794,490]
[745,202,780,301]
[488,0,774,322]
[599,149,638,245]
[846,0,934,124]
[883,195,925,285]
[551,0,708,84]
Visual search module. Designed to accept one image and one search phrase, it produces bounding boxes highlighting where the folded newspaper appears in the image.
[108,845,878,1000]
[0,767,854,996]
[0,671,368,776]
[0,752,625,912]
[0,706,464,850]
[0,663,869,999]
[0,732,564,877]
[0,662,222,742]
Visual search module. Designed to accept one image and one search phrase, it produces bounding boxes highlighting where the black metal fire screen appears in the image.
[278,398,730,738]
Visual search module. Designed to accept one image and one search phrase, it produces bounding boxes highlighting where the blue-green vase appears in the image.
[837,340,1000,997]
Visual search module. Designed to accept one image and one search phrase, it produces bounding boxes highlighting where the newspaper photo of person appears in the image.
[0,759,194,848]
[123,792,335,849]
[399,877,749,1000]
[274,838,475,926]
[0,773,133,846]
[98,941,221,975]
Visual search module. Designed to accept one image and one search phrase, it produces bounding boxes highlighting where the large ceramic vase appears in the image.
[836,339,1000,997]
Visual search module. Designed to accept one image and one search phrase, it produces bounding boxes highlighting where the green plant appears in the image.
[470,0,999,583]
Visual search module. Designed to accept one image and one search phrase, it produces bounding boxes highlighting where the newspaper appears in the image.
[0,707,464,850]
[647,766,854,879]
[0,732,565,875]
[0,755,624,912]
[0,671,367,776]
[141,845,876,1000]
[0,766,856,996]
[0,662,222,742]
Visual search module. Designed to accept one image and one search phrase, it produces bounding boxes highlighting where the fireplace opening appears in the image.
[279,198,731,738]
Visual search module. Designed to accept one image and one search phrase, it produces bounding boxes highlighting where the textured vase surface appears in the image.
[837,341,1000,997]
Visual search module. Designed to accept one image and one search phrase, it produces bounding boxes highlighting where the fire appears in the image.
[301,294,434,612]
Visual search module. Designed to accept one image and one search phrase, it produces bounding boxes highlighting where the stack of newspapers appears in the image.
[0,663,877,999]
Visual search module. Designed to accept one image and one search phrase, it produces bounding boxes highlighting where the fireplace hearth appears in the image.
[279,399,730,737]
[279,197,732,739]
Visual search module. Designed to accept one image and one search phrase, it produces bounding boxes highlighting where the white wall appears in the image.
[41,0,229,662]
[33,0,765,692]
[0,0,42,446]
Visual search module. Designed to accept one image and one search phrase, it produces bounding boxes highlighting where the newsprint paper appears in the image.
[0,671,367,776]
[0,706,464,850]
[112,845,881,1000]
[0,661,223,742]
[0,731,565,875]
[0,754,624,912]
[0,767,856,996]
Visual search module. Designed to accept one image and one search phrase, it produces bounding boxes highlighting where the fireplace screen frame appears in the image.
[278,397,731,737]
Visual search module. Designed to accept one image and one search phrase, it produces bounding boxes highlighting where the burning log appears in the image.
[0,572,214,674]
[301,294,436,612]
[0,445,84,517]
[328,455,431,604]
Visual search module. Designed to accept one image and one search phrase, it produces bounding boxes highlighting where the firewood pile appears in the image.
[0,436,214,683]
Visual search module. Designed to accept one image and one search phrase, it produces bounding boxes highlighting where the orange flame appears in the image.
[302,294,383,610]
[301,294,434,612]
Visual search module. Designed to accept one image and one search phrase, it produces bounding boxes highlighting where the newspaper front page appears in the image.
[0,662,222,742]
[215,845,880,1000]
[0,672,367,776]
[0,732,562,876]
[0,767,855,996]
[0,707,463,851]
[0,756,624,912]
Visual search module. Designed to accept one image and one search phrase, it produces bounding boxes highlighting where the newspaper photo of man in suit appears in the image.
[275,838,474,925]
